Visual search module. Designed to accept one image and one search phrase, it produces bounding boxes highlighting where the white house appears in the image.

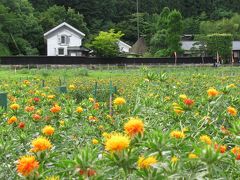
[118,40,132,53]
[44,22,131,56]
[44,22,89,56]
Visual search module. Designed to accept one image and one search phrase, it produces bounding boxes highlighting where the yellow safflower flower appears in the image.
[170,130,185,139]
[42,125,55,136]
[124,117,144,137]
[188,153,198,159]
[113,97,126,106]
[207,88,219,97]
[227,106,237,116]
[105,133,130,152]
[137,156,157,169]
[31,136,52,152]
[200,135,212,145]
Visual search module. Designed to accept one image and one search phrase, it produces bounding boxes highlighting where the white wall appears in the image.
[46,26,83,56]
[118,41,131,53]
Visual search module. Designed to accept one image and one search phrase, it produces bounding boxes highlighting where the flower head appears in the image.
[227,106,237,116]
[31,136,52,152]
[42,125,55,136]
[18,122,25,129]
[200,135,212,145]
[25,106,35,112]
[50,105,61,113]
[170,130,185,139]
[113,97,126,106]
[183,98,194,106]
[45,176,60,180]
[69,84,76,90]
[32,114,41,121]
[76,106,83,113]
[137,156,157,169]
[215,144,227,153]
[188,153,198,159]
[17,155,39,176]
[7,116,18,124]
[207,88,219,97]
[124,117,144,137]
[179,94,187,100]
[92,139,99,145]
[105,133,130,152]
[10,103,20,110]
[171,156,179,164]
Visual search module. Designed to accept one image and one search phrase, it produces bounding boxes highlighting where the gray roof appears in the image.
[181,41,199,51]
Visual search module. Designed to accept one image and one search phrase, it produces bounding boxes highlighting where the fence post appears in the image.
[109,80,113,116]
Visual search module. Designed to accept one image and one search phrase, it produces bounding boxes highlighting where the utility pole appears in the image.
[137,0,140,40]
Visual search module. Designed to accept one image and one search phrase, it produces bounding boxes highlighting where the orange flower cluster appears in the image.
[137,156,157,169]
[7,116,18,124]
[42,125,55,136]
[170,130,185,139]
[17,155,39,176]
[124,117,144,137]
[227,106,237,116]
[50,105,61,113]
[31,136,52,152]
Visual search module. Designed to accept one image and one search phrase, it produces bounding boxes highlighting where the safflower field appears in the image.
[0,66,239,179]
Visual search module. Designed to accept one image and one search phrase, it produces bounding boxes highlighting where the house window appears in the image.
[61,35,66,44]
[58,48,64,55]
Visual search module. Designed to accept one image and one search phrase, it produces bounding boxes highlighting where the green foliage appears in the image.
[150,9,183,57]
[0,43,10,56]
[206,34,233,63]
[200,14,240,40]
[39,5,89,35]
[90,29,124,57]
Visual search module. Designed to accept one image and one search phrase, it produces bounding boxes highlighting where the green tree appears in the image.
[166,10,183,55]
[89,29,124,57]
[39,5,89,35]
[206,33,233,63]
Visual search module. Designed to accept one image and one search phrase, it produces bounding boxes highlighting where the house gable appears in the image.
[44,22,85,39]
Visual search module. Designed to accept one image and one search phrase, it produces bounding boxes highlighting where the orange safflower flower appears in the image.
[88,116,98,122]
[124,117,144,137]
[207,88,219,97]
[137,156,157,169]
[25,106,35,112]
[113,97,126,106]
[31,136,52,152]
[215,144,227,153]
[188,153,198,159]
[94,102,100,109]
[42,125,55,136]
[7,116,18,124]
[231,146,240,155]
[10,103,20,110]
[200,135,212,145]
[105,133,130,152]
[32,114,41,121]
[76,106,83,113]
[183,98,194,106]
[17,155,39,176]
[227,106,237,116]
[50,105,61,113]
[18,122,25,129]
[89,98,95,103]
[170,130,185,139]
